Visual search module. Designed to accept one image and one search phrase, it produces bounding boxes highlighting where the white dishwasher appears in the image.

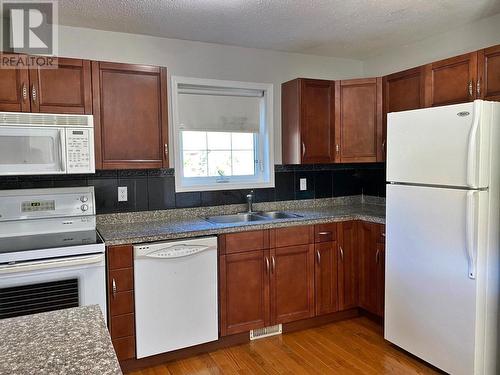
[133,236,218,358]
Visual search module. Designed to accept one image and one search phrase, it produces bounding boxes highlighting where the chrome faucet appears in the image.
[246,191,254,213]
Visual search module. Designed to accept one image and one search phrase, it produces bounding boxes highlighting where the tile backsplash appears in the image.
[0,163,386,214]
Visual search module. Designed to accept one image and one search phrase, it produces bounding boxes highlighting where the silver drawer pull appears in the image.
[112,278,117,299]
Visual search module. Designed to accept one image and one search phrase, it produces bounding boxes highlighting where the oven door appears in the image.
[0,126,66,175]
[0,253,106,321]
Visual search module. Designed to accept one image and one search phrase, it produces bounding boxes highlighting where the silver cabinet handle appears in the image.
[318,231,330,236]
[271,256,276,273]
[382,140,386,153]
[112,278,117,299]
[476,79,481,97]
[21,83,27,101]
[265,257,270,274]
[316,250,321,264]
[31,84,37,103]
[335,144,340,153]
[339,246,344,261]
[468,80,473,98]
[376,249,380,264]
[301,142,305,158]
[164,144,168,158]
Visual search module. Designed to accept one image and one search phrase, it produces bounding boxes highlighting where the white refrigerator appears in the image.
[385,100,500,375]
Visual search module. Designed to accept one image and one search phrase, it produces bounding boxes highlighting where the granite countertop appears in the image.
[0,305,121,375]
[97,196,385,246]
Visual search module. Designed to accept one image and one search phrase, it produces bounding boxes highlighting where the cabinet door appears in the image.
[335,78,383,163]
[358,222,378,314]
[300,79,335,164]
[0,54,30,112]
[424,52,478,107]
[219,250,270,336]
[29,57,92,114]
[92,61,168,169]
[383,67,425,161]
[270,245,314,324]
[477,45,500,101]
[314,241,338,316]
[376,241,385,317]
[337,221,358,310]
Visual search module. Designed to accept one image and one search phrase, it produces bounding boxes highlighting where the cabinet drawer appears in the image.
[109,291,134,316]
[272,225,313,248]
[112,336,135,361]
[109,268,133,292]
[111,313,135,339]
[220,230,269,254]
[314,223,337,243]
[108,245,133,269]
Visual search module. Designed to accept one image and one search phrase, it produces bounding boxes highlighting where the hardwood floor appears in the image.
[128,317,440,374]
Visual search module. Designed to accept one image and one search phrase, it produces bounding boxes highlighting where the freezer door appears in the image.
[387,100,491,188]
[385,184,484,375]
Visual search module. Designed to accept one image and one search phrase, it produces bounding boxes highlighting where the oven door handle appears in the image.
[0,253,104,274]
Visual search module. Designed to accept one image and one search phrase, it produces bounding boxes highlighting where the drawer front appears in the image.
[111,313,135,339]
[314,223,337,243]
[221,230,269,254]
[272,225,313,248]
[109,268,133,292]
[109,291,134,316]
[112,336,135,361]
[108,245,133,270]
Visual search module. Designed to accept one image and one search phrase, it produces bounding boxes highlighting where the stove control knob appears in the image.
[80,196,88,203]
[81,204,89,212]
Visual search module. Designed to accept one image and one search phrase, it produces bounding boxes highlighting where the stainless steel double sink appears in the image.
[205,211,302,224]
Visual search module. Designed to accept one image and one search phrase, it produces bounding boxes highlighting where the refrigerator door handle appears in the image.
[465,191,478,279]
[466,102,481,188]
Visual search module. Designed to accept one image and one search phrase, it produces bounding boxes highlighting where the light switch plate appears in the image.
[118,186,128,202]
[299,178,307,191]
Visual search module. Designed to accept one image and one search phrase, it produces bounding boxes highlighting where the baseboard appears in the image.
[120,308,361,373]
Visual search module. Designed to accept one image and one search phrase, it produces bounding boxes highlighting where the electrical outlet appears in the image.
[299,178,307,191]
[118,186,128,202]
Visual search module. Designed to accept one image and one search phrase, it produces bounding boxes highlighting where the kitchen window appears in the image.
[172,76,274,192]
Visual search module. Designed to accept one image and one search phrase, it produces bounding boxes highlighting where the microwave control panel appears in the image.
[66,129,94,173]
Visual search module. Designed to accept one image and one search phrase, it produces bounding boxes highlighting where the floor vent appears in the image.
[250,324,282,340]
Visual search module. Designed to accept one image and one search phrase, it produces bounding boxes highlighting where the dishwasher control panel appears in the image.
[134,237,218,259]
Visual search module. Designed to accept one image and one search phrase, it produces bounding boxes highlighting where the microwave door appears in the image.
[0,126,66,175]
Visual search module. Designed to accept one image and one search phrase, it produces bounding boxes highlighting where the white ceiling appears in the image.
[58,0,500,59]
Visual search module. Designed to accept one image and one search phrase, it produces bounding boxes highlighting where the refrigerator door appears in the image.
[387,100,491,188]
[385,184,485,375]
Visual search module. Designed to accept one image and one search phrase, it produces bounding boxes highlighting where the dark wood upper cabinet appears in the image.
[334,78,383,163]
[282,79,335,164]
[0,54,30,112]
[383,67,425,161]
[314,241,339,316]
[337,221,358,310]
[92,61,168,170]
[219,250,270,336]
[29,57,92,114]
[424,52,478,107]
[478,45,500,101]
[270,244,315,324]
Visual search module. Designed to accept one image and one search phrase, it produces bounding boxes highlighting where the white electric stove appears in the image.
[0,187,106,321]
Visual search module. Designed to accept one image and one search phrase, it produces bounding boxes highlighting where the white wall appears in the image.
[363,12,500,77]
[58,25,364,165]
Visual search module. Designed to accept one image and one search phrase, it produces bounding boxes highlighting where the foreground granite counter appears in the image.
[0,305,121,375]
[98,196,385,246]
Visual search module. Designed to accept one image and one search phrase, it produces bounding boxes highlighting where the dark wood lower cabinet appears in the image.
[314,241,339,315]
[358,222,386,317]
[337,221,359,310]
[271,244,315,324]
[219,250,270,336]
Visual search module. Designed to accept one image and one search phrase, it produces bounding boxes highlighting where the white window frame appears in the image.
[171,76,274,192]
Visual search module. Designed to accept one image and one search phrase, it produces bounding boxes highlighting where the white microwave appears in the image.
[0,112,95,175]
